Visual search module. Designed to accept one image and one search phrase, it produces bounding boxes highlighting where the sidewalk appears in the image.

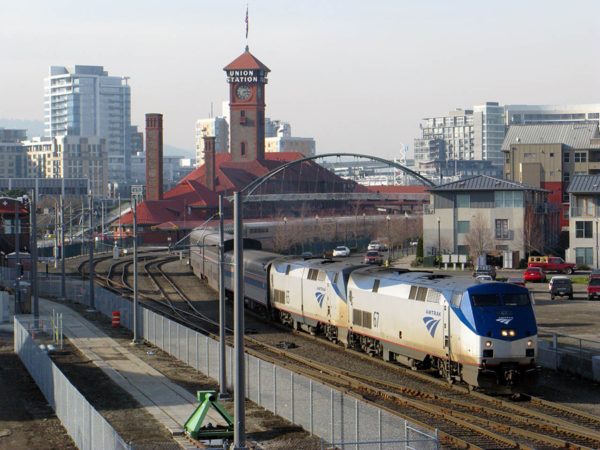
[38,299,227,439]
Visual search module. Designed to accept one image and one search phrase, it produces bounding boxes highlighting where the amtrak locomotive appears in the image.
[190,229,538,392]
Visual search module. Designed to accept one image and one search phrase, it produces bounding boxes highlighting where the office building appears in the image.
[44,65,131,189]
[265,136,316,157]
[505,104,600,127]
[0,128,27,178]
[23,136,108,197]
[566,175,600,267]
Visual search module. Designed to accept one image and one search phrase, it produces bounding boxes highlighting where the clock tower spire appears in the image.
[224,48,270,162]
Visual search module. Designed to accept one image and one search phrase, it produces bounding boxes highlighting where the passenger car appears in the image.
[332,246,351,257]
[475,275,493,282]
[507,277,526,287]
[523,267,547,283]
[473,265,497,280]
[363,251,383,265]
[587,277,600,300]
[548,276,573,300]
[367,241,383,251]
[528,256,576,274]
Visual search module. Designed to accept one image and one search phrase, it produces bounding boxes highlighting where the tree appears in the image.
[521,204,545,257]
[464,213,493,265]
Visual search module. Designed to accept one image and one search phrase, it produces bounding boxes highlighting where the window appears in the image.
[563,172,570,183]
[550,153,554,157]
[495,191,523,208]
[457,220,470,233]
[575,248,593,265]
[372,279,380,293]
[575,152,587,163]
[575,221,593,238]
[307,269,318,280]
[240,142,246,156]
[456,194,470,208]
[457,245,470,255]
[495,219,509,239]
[563,151,570,163]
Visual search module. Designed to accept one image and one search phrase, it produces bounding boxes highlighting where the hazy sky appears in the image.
[3,0,600,159]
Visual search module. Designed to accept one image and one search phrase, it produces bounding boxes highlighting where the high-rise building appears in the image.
[44,65,131,190]
[473,102,505,166]
[194,116,229,167]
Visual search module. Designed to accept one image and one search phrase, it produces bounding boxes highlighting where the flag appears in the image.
[245,4,249,39]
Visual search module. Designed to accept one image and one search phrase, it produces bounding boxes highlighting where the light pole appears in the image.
[315,214,319,254]
[437,216,441,269]
[14,197,21,313]
[118,193,122,248]
[132,192,140,344]
[88,192,95,311]
[31,189,38,319]
[386,215,391,263]
[60,195,66,300]
[283,216,287,254]
[218,195,228,399]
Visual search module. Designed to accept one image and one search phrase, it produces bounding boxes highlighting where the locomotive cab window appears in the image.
[372,279,380,293]
[471,294,500,306]
[285,265,291,275]
[307,269,319,280]
[503,293,530,306]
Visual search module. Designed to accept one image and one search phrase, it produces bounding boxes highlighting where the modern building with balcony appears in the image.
[423,175,558,267]
[44,65,131,192]
[566,174,600,267]
[502,122,600,230]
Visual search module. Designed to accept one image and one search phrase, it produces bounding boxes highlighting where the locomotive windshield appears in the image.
[471,293,531,307]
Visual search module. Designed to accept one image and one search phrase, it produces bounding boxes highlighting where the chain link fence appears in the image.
[14,316,130,450]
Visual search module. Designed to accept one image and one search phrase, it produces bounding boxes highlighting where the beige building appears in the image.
[194,117,229,167]
[23,136,108,197]
[502,122,600,229]
[423,175,556,267]
[265,136,316,157]
[566,174,600,267]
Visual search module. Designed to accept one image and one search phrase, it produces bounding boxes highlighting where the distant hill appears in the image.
[0,118,44,137]
[164,144,195,158]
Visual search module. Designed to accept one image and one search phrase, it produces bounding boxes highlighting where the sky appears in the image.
[2,0,600,160]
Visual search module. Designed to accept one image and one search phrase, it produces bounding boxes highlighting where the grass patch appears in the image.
[570,275,588,285]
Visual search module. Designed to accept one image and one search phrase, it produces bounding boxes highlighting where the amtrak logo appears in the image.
[423,316,441,337]
[315,291,325,308]
[496,317,513,325]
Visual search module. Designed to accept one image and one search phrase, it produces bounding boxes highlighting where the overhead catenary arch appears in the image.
[242,152,435,198]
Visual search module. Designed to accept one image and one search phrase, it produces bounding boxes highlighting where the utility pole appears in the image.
[31,189,38,319]
[218,195,228,399]
[132,193,139,344]
[14,199,21,314]
[101,199,105,240]
[233,191,246,449]
[118,193,122,248]
[88,192,95,311]
[54,201,59,269]
[60,195,66,300]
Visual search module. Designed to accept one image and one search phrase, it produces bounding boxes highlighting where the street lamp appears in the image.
[14,196,27,314]
[315,214,320,254]
[88,192,95,311]
[437,216,441,269]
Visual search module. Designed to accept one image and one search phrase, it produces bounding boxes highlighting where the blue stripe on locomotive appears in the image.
[452,283,537,340]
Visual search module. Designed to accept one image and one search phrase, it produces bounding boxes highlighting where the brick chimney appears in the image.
[203,135,216,191]
[145,113,163,201]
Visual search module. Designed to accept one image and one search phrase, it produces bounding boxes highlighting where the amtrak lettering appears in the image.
[426,309,441,317]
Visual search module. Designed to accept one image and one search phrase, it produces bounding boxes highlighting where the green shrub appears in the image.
[578,264,591,271]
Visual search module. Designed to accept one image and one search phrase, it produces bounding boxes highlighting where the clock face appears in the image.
[236,84,252,101]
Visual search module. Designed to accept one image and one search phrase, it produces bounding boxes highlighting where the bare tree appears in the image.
[464,213,494,265]
[521,204,544,257]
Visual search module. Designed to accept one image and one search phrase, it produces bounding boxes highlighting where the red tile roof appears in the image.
[223,49,270,72]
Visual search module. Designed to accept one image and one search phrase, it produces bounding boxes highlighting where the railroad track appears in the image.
[79,254,600,449]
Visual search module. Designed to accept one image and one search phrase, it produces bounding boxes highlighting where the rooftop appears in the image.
[567,175,600,194]
[501,122,600,151]
[428,175,546,192]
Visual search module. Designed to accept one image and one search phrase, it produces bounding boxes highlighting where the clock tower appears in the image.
[224,46,270,162]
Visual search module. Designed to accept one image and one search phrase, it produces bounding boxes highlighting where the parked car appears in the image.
[589,269,600,280]
[548,276,573,300]
[507,277,526,287]
[475,275,493,282]
[364,251,384,265]
[523,267,547,283]
[472,265,497,280]
[332,246,351,257]
[367,241,383,251]
[528,256,576,274]
[587,277,600,300]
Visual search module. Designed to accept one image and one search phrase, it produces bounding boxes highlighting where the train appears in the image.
[190,228,538,393]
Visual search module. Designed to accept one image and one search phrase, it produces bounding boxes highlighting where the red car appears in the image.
[364,251,384,265]
[523,267,547,283]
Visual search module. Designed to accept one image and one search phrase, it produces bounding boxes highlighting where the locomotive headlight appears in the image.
[501,329,516,337]
[501,330,508,337]
[527,340,533,347]
[508,330,516,337]
[485,340,492,348]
